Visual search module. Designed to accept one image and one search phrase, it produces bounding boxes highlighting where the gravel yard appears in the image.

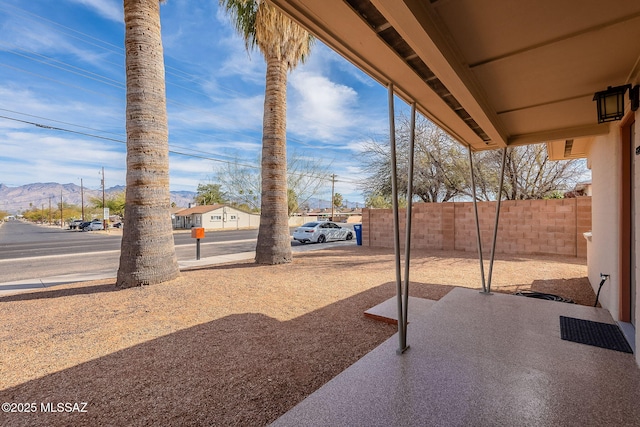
[0,246,591,426]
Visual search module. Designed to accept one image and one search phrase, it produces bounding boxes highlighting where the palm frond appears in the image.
[255,1,313,69]
[219,0,259,51]
[220,0,313,69]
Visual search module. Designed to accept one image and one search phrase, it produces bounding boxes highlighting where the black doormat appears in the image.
[560,316,633,354]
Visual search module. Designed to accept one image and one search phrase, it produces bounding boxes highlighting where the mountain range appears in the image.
[0,183,197,214]
[0,183,362,214]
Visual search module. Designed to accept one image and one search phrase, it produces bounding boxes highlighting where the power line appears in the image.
[0,5,364,188]
[0,3,124,55]
[0,3,328,151]
[0,113,359,184]
[0,42,124,88]
[0,108,124,138]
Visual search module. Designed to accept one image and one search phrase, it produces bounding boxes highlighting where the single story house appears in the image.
[173,204,260,230]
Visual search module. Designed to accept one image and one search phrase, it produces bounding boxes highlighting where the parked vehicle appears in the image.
[78,221,92,231]
[82,220,104,231]
[293,221,353,244]
[69,219,84,230]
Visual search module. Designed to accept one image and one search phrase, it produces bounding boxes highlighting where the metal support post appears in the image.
[388,84,408,355]
[196,238,201,260]
[468,148,487,293]
[486,147,508,294]
[401,102,417,350]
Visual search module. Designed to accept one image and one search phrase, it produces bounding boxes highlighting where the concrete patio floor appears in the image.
[272,287,640,426]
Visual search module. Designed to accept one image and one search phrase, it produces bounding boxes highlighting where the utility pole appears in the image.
[41,204,44,223]
[81,178,85,221]
[331,174,336,221]
[60,190,63,228]
[101,167,106,228]
[48,196,52,225]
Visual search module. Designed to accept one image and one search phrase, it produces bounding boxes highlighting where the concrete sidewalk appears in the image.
[0,240,353,296]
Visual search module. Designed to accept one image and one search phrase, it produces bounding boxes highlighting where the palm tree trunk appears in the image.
[117,0,180,287]
[255,55,292,264]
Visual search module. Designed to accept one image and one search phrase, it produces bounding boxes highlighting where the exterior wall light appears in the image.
[593,84,632,123]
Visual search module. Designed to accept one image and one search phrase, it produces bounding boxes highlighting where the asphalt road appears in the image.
[0,221,260,282]
[0,220,261,259]
[0,220,355,282]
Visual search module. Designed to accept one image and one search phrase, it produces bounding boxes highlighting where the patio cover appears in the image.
[270,0,640,154]
[269,0,640,352]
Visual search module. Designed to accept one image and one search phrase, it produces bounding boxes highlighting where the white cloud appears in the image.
[0,1,379,203]
[2,19,120,71]
[288,70,358,141]
[216,49,265,85]
[0,131,125,188]
[67,0,123,23]
[169,94,264,135]
[0,85,123,135]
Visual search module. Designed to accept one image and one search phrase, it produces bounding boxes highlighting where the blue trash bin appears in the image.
[353,224,362,246]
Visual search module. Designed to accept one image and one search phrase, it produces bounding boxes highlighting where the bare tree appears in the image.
[475,145,587,200]
[360,114,467,203]
[360,115,588,202]
[287,154,332,211]
[214,151,332,214]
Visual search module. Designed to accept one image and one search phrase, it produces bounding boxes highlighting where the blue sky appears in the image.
[0,0,403,205]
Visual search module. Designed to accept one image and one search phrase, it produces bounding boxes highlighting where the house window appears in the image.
[211,215,222,221]
[230,215,237,220]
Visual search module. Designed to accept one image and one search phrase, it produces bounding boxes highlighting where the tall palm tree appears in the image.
[220,0,313,264]
[117,0,180,288]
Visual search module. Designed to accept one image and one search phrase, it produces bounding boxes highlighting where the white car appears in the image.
[82,220,104,231]
[293,221,354,244]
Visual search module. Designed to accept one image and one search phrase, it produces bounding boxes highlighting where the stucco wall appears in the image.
[362,198,591,257]
[587,118,640,365]
[176,206,260,230]
[587,134,621,321]
[202,207,259,229]
[289,215,321,227]
[634,118,640,350]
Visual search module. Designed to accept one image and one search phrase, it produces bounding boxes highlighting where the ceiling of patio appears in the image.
[270,0,640,154]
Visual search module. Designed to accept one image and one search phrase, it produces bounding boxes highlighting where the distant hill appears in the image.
[0,183,196,214]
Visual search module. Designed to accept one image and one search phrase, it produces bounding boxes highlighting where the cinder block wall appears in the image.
[361,197,591,258]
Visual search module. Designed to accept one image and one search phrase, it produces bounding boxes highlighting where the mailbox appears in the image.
[191,227,205,239]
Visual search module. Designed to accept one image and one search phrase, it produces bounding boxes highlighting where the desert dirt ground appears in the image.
[0,245,592,426]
